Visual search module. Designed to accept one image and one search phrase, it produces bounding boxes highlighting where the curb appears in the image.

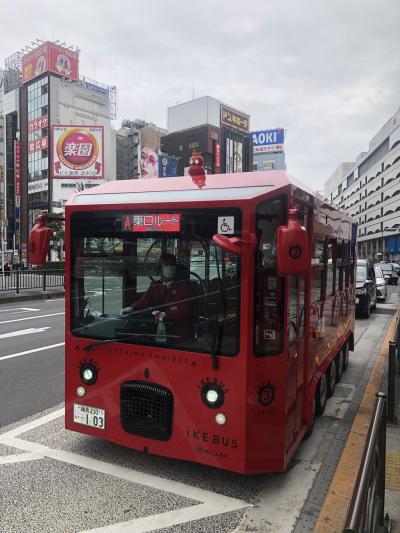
[314,311,399,532]
[0,290,65,305]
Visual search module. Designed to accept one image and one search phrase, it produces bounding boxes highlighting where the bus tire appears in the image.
[342,342,350,371]
[336,350,344,383]
[327,359,337,397]
[315,374,327,415]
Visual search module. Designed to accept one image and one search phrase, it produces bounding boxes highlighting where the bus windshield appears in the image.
[70,208,242,356]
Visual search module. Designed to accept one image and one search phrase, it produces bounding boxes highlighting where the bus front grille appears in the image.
[120,381,173,441]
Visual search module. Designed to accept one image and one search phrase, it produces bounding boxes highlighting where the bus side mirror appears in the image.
[276,208,309,275]
[212,233,257,255]
[29,217,53,265]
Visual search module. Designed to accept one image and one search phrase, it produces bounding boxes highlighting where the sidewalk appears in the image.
[0,286,65,305]
[315,310,400,532]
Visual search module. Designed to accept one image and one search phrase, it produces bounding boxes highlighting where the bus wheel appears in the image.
[342,343,350,371]
[327,359,337,397]
[315,374,327,415]
[336,350,344,383]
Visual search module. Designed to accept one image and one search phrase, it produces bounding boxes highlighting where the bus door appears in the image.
[287,274,306,444]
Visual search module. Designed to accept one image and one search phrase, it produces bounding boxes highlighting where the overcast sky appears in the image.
[1,0,399,190]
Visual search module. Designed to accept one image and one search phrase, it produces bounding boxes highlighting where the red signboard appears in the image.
[28,115,48,134]
[52,126,104,178]
[215,143,221,169]
[28,136,48,154]
[14,140,21,196]
[123,214,181,232]
[22,41,79,84]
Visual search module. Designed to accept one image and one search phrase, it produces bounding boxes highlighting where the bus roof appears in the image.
[66,170,346,218]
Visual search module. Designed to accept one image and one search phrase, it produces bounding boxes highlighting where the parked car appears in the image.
[379,263,398,285]
[374,265,387,302]
[388,262,400,276]
[355,259,377,318]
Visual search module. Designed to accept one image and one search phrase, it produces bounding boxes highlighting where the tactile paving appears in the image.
[386,452,400,490]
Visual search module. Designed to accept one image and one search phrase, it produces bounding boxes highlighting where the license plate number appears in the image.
[73,403,105,430]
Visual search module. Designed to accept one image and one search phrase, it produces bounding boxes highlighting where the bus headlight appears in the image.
[201,383,224,408]
[215,413,227,425]
[80,363,98,385]
[76,386,86,397]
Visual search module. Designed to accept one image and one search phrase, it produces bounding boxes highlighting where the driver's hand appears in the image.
[120,306,133,316]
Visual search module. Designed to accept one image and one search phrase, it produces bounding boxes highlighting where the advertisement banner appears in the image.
[52,126,104,178]
[139,146,159,179]
[251,129,285,153]
[233,141,243,172]
[158,154,178,177]
[215,143,221,169]
[22,41,79,84]
[220,105,249,133]
[28,136,48,154]
[28,115,48,134]
[14,140,21,197]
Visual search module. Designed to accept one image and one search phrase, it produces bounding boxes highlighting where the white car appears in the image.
[374,265,387,302]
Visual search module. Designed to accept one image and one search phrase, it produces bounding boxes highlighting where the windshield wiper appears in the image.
[210,321,224,370]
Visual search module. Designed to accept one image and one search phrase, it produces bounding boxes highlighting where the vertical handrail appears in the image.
[387,340,397,424]
[343,393,387,532]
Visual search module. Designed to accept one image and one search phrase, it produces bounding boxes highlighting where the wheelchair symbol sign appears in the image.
[217,216,234,234]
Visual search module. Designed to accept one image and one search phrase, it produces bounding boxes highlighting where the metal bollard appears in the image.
[42,271,47,293]
[15,270,20,295]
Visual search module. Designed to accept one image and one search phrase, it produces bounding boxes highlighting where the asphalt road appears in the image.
[0,286,398,532]
[0,298,65,427]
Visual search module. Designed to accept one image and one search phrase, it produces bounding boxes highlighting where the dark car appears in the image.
[379,263,398,285]
[355,259,377,318]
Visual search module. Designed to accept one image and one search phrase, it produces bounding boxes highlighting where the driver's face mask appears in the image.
[162,265,176,281]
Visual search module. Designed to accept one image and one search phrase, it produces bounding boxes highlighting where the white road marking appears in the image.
[0,342,65,362]
[0,453,44,465]
[0,327,51,339]
[0,307,40,314]
[0,312,64,325]
[0,408,251,532]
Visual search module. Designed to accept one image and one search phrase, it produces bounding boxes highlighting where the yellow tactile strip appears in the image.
[314,312,399,533]
[386,452,400,490]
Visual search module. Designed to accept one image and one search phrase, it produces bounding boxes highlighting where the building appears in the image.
[116,119,167,180]
[2,40,117,264]
[251,128,286,171]
[161,96,252,176]
[324,108,400,260]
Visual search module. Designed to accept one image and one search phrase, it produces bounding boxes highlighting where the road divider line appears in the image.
[0,342,65,362]
[0,307,40,314]
[0,453,44,465]
[0,312,64,325]
[0,408,64,439]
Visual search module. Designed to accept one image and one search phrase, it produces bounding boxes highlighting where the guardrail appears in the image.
[343,392,390,533]
[388,312,400,425]
[0,270,65,294]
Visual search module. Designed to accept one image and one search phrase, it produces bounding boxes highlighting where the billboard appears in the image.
[220,105,249,133]
[52,126,104,178]
[22,42,79,84]
[158,154,178,177]
[251,129,285,153]
[139,146,159,179]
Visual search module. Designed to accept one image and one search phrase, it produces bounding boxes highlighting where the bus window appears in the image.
[327,238,336,296]
[311,238,325,303]
[70,208,242,357]
[254,195,287,356]
[288,275,298,345]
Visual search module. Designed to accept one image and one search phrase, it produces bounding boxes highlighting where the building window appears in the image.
[189,141,199,150]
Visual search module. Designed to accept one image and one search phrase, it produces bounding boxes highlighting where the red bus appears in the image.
[29,160,356,474]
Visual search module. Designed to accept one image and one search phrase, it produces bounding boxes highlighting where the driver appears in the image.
[120,253,194,340]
